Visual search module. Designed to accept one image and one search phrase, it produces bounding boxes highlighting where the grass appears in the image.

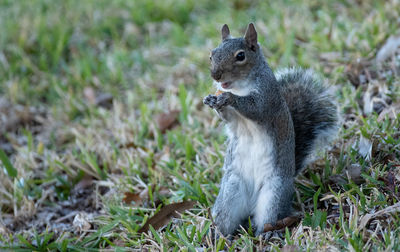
[1,0,400,250]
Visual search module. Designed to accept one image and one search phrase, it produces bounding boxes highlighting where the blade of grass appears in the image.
[0,149,17,178]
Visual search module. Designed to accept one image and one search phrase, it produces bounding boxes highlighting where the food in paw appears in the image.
[215,90,224,96]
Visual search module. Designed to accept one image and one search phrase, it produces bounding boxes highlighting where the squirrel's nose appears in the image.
[211,69,222,81]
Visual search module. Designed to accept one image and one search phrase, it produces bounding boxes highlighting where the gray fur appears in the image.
[276,68,338,174]
[203,24,338,236]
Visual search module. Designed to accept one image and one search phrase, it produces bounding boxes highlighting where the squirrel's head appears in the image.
[210,23,261,96]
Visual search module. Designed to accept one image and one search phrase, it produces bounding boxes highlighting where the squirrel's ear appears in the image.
[244,23,258,51]
[221,24,231,41]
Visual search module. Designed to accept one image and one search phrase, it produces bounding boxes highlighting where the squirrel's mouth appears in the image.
[221,82,232,89]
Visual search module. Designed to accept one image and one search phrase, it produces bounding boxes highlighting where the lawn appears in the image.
[1,0,400,251]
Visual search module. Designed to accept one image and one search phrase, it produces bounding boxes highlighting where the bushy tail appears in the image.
[276,68,338,175]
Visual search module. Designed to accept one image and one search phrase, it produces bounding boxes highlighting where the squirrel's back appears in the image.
[276,68,338,175]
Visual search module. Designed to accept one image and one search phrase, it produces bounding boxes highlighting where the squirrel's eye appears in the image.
[235,51,245,61]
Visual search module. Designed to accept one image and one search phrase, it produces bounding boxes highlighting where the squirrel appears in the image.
[203,23,338,236]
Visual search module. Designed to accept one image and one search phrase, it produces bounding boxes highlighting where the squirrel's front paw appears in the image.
[203,94,218,108]
[204,93,233,110]
[215,92,233,109]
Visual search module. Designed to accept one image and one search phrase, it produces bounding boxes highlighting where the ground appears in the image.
[0,0,400,251]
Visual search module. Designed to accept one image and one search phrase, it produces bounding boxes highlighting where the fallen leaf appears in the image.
[263,214,301,232]
[138,201,196,233]
[359,202,400,230]
[155,110,180,133]
[123,192,143,205]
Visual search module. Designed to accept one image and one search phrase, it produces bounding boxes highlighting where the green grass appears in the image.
[1,0,400,250]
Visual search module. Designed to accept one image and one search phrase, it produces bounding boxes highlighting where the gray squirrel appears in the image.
[203,23,338,236]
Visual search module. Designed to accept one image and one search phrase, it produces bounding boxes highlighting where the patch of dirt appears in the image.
[0,97,47,155]
[3,181,107,235]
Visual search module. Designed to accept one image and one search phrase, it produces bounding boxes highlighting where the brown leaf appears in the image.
[138,201,196,233]
[156,110,180,133]
[263,215,301,232]
[123,192,143,205]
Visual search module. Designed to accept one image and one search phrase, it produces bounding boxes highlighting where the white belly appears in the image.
[227,115,275,190]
